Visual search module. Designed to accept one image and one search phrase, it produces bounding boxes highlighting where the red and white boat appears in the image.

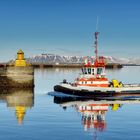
[54,31,140,97]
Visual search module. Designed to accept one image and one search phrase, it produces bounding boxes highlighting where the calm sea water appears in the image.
[0,66,140,140]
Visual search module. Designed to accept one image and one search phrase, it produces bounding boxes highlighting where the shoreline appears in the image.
[0,63,123,69]
[1,63,140,69]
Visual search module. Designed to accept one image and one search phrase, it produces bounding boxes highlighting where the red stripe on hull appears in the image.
[78,78,108,82]
[77,84,109,87]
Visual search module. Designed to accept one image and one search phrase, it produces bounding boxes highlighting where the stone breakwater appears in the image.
[0,66,34,88]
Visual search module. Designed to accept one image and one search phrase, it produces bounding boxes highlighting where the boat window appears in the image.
[88,68,91,74]
[81,68,84,74]
[82,68,85,74]
[97,68,103,74]
[84,68,87,74]
[92,69,94,75]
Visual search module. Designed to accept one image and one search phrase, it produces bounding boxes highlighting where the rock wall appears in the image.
[0,66,34,88]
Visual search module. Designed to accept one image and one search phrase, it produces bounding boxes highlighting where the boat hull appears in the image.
[54,84,140,98]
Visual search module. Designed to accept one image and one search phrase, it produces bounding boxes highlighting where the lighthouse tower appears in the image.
[15,49,27,67]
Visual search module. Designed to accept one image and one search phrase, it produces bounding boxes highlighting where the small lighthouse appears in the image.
[6,49,34,88]
[0,49,34,88]
[15,49,27,67]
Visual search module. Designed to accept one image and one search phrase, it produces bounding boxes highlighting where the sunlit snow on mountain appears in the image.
[27,54,140,65]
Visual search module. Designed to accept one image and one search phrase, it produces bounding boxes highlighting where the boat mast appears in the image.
[94,16,99,61]
[94,31,99,61]
[94,17,99,61]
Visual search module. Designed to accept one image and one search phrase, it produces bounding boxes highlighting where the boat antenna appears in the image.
[94,16,99,61]
[96,16,99,31]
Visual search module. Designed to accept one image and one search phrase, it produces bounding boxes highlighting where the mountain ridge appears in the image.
[28,54,140,65]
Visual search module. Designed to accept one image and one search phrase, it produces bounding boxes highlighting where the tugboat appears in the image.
[54,31,140,97]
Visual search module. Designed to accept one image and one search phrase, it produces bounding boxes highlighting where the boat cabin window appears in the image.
[88,68,91,74]
[82,67,99,75]
[92,68,94,75]
[82,68,84,74]
[97,68,103,74]
[82,68,92,74]
[82,68,87,74]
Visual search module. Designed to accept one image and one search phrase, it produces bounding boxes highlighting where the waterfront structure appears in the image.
[15,49,27,67]
[0,49,34,88]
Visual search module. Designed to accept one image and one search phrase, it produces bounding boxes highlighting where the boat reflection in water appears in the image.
[0,89,34,125]
[77,103,108,132]
[77,103,122,132]
[52,94,140,137]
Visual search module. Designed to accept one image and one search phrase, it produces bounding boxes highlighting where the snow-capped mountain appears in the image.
[105,56,140,65]
[28,54,91,64]
[27,54,140,65]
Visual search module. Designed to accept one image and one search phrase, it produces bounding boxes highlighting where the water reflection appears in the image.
[77,103,108,132]
[0,89,34,124]
[53,95,139,138]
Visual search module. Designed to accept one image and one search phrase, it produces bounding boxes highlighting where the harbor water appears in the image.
[0,66,140,140]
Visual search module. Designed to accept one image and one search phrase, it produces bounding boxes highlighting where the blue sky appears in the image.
[0,0,140,62]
